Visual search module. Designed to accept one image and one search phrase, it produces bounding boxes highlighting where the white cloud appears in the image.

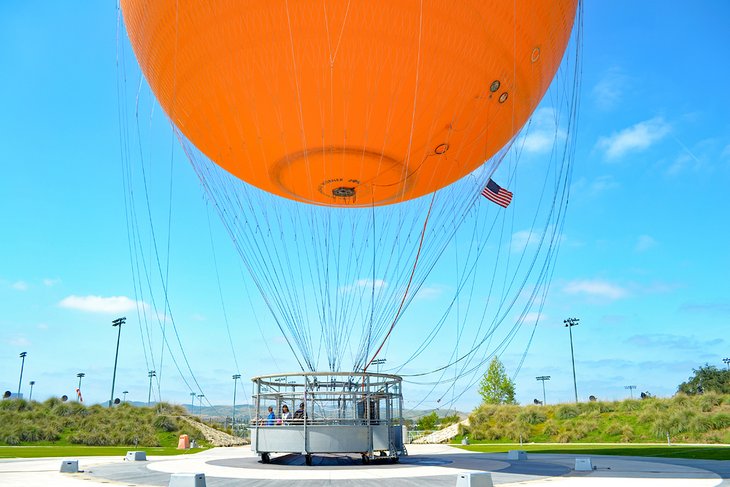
[519,108,567,154]
[12,281,29,291]
[521,311,545,324]
[572,175,619,198]
[415,285,445,300]
[592,67,627,110]
[43,278,61,287]
[59,295,143,314]
[340,279,388,293]
[511,229,540,252]
[9,336,31,347]
[596,117,671,160]
[511,226,562,253]
[635,235,656,253]
[563,279,628,300]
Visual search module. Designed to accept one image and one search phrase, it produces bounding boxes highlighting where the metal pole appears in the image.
[17,352,27,398]
[232,374,241,434]
[625,385,636,399]
[190,392,196,412]
[123,391,128,402]
[536,376,551,405]
[564,318,579,403]
[148,370,156,405]
[723,358,730,370]
[110,317,126,407]
[29,381,35,402]
[77,373,85,400]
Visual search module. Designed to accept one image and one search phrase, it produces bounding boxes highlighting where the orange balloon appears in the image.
[122,1,577,206]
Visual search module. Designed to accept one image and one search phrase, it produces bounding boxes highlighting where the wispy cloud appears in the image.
[511,226,562,253]
[520,311,545,324]
[59,295,143,314]
[519,108,567,154]
[9,336,31,347]
[43,278,61,287]
[592,67,627,110]
[12,281,29,291]
[571,175,619,198]
[340,279,388,294]
[625,333,723,352]
[634,235,656,252]
[721,144,730,160]
[415,285,445,300]
[563,279,628,300]
[596,117,671,160]
[599,314,628,325]
[679,301,730,315]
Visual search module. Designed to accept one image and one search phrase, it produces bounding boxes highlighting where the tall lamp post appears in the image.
[76,373,85,401]
[625,385,637,399]
[109,317,126,407]
[564,317,580,403]
[17,352,28,398]
[371,358,387,374]
[147,370,157,405]
[29,381,36,402]
[536,376,551,405]
[197,394,205,416]
[723,358,730,370]
[122,390,129,402]
[232,374,241,435]
[190,392,196,412]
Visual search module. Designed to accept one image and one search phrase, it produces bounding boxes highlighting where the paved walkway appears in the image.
[0,444,727,486]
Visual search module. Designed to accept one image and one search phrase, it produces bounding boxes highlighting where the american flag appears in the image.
[481,178,513,208]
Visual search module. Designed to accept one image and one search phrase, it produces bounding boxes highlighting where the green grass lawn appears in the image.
[0,445,208,459]
[455,443,730,461]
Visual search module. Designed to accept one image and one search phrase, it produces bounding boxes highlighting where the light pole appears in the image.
[536,376,551,405]
[197,394,205,416]
[190,392,196,412]
[147,370,157,405]
[122,390,129,402]
[29,381,35,402]
[625,385,636,399]
[723,358,730,370]
[76,373,85,399]
[371,358,387,374]
[564,317,580,403]
[109,317,126,407]
[17,352,28,398]
[232,374,241,434]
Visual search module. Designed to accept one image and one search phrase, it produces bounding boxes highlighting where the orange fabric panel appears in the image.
[122,0,577,206]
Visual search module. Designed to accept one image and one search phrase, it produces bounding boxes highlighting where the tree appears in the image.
[417,411,438,431]
[478,357,516,404]
[677,364,730,395]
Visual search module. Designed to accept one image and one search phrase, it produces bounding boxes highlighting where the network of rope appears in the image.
[115,0,583,413]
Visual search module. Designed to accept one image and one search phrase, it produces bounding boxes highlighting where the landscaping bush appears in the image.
[555,405,579,420]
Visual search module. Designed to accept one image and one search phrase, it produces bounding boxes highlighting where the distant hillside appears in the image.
[0,398,208,447]
[462,393,730,444]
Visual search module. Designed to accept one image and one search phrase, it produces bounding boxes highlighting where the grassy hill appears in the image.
[0,398,207,447]
[462,393,730,444]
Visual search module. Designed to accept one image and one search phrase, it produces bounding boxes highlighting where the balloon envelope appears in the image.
[122,0,577,206]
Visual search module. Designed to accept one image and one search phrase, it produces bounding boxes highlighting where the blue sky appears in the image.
[1,2,728,412]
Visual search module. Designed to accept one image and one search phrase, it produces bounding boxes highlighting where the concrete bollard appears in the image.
[169,473,206,487]
[574,457,593,471]
[507,450,527,460]
[455,472,494,487]
[125,451,147,461]
[60,459,79,473]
